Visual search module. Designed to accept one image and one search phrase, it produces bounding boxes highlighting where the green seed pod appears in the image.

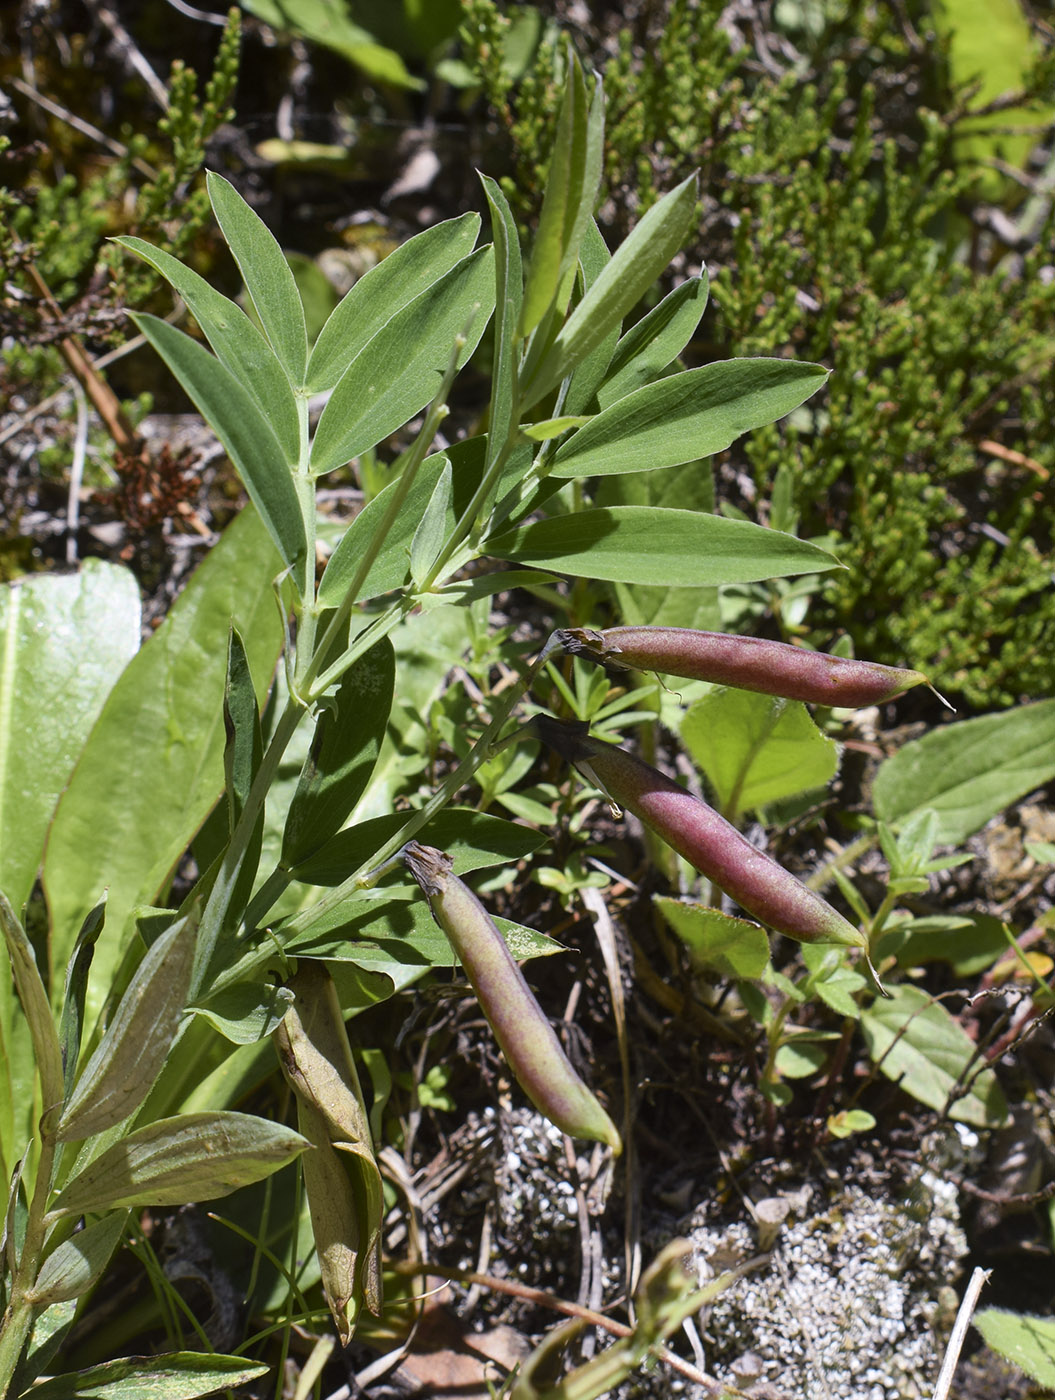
[402,842,621,1153]
[535,718,865,950]
[557,626,926,708]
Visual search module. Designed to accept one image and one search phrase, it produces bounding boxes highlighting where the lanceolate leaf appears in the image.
[289,807,546,886]
[48,1111,309,1216]
[597,273,710,410]
[27,1351,269,1399]
[552,358,829,477]
[115,237,299,461]
[0,561,140,916]
[28,1210,128,1305]
[521,171,698,409]
[562,219,618,416]
[57,913,196,1141]
[481,176,523,480]
[281,635,396,867]
[520,55,603,338]
[307,212,481,393]
[0,892,64,1118]
[310,246,496,475]
[487,507,841,587]
[130,313,307,591]
[872,699,1055,845]
[42,508,284,1019]
[207,171,308,384]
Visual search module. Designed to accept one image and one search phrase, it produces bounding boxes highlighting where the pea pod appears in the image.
[535,717,866,950]
[402,842,621,1152]
[556,626,926,708]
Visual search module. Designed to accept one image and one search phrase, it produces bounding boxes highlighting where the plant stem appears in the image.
[0,1132,58,1397]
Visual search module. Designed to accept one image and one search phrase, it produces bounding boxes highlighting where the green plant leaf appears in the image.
[520,55,604,337]
[0,891,64,1119]
[562,219,619,416]
[872,699,1055,845]
[775,1040,829,1078]
[318,437,531,607]
[49,1111,309,1217]
[42,508,284,1018]
[653,898,769,979]
[289,808,547,886]
[27,1351,269,1399]
[597,273,709,410]
[190,980,295,1044]
[681,690,838,818]
[521,171,698,409]
[310,246,496,475]
[410,460,453,587]
[241,0,422,87]
[206,171,308,383]
[307,213,481,392]
[0,561,140,915]
[115,237,300,461]
[57,912,196,1142]
[58,901,107,1099]
[130,314,307,590]
[552,358,829,478]
[28,1209,128,1304]
[974,1308,1055,1386]
[481,176,523,480]
[487,507,840,586]
[281,635,396,867]
[859,984,1008,1127]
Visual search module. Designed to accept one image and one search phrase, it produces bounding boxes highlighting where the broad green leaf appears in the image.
[552,359,829,478]
[281,636,396,867]
[0,561,140,915]
[597,273,709,410]
[318,437,531,606]
[974,1309,1055,1386]
[190,980,294,1044]
[859,984,1008,1127]
[520,56,604,337]
[521,171,698,410]
[310,246,496,475]
[289,808,547,887]
[481,176,523,479]
[21,1299,77,1392]
[28,1210,128,1304]
[42,508,284,1017]
[57,913,196,1142]
[49,1110,309,1216]
[115,237,299,461]
[28,1351,269,1399]
[653,898,768,979]
[307,213,481,392]
[207,171,308,383]
[487,507,840,587]
[0,891,64,1117]
[872,700,1055,845]
[130,313,307,591]
[681,690,838,818]
[775,1040,829,1079]
[801,944,867,1018]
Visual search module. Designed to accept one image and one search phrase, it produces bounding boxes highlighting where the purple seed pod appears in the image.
[556,626,926,708]
[534,717,866,949]
[402,842,622,1152]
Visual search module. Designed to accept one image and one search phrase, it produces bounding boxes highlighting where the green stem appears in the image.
[281,645,553,941]
[0,1133,58,1397]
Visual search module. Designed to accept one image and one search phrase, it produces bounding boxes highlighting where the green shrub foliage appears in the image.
[462,0,1055,707]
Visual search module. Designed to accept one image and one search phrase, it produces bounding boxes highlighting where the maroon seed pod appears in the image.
[402,842,621,1152]
[535,717,866,950]
[556,626,927,708]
